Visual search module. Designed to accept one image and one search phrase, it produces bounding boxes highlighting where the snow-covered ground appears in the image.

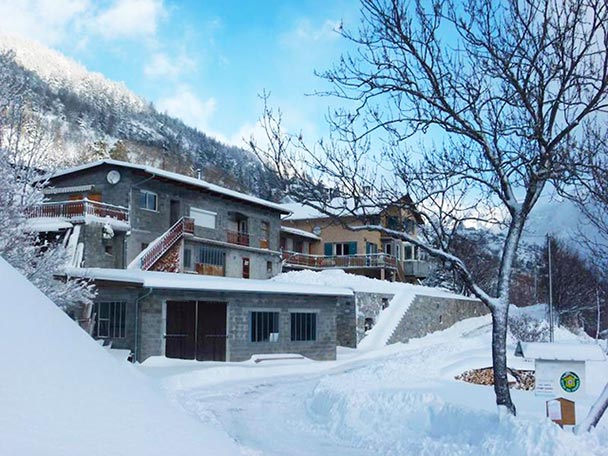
[0,257,241,456]
[138,313,608,455]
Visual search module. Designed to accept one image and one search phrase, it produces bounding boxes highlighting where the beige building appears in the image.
[280,198,431,282]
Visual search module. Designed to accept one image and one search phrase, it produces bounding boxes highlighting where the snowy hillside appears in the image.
[0,33,275,197]
[0,33,146,113]
[0,257,241,456]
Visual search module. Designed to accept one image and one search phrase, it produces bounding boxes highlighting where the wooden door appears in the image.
[165,301,196,359]
[196,302,227,361]
[242,257,250,279]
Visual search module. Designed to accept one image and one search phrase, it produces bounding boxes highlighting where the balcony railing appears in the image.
[402,260,432,278]
[226,230,250,246]
[282,251,398,269]
[27,198,129,223]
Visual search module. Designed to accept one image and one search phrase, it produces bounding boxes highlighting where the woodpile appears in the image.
[455,367,535,391]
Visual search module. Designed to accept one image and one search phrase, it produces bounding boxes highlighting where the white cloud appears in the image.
[157,85,217,133]
[282,18,341,47]
[144,52,196,79]
[92,0,166,40]
[0,0,90,45]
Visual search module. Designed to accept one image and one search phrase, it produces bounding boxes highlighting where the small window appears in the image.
[251,311,280,342]
[190,207,216,229]
[290,312,316,341]
[183,248,192,269]
[94,302,126,338]
[139,190,157,211]
[266,261,273,274]
[104,244,113,255]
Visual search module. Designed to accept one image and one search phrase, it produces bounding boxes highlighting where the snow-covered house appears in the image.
[29,160,353,362]
[280,196,431,282]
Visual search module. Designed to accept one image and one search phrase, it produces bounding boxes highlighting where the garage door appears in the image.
[165,301,227,361]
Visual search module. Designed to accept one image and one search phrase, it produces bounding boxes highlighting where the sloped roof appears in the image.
[38,159,290,214]
[280,226,321,241]
[514,341,606,361]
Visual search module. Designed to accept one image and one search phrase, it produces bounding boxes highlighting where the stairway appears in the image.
[132,217,194,271]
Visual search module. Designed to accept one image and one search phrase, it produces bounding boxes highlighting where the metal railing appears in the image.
[27,198,130,223]
[402,260,432,278]
[282,251,398,269]
[141,217,195,270]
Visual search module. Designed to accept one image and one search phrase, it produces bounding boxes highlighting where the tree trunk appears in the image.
[491,305,516,415]
[575,382,608,434]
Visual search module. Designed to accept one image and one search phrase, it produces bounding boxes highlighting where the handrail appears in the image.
[140,217,194,270]
[282,251,399,269]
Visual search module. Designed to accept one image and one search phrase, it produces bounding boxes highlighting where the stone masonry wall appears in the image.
[387,294,489,344]
[355,292,395,344]
[138,289,341,362]
[334,296,357,348]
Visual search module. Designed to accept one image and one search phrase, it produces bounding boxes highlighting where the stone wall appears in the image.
[355,292,395,343]
[138,289,342,362]
[387,294,489,344]
[91,287,140,351]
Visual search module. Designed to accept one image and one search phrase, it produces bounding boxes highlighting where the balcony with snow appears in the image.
[26,198,130,232]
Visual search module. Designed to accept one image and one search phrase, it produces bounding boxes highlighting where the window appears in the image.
[104,244,113,255]
[251,311,280,342]
[194,245,225,266]
[94,301,126,338]
[190,207,216,229]
[261,221,270,239]
[266,261,273,274]
[290,312,317,341]
[139,190,157,211]
[331,242,357,256]
[183,248,192,269]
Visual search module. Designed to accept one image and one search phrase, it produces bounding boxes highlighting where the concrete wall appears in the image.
[46,164,283,277]
[387,295,489,344]
[137,289,342,362]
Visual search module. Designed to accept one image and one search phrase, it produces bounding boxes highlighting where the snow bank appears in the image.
[0,257,240,456]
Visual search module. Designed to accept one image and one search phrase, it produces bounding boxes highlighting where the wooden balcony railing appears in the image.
[226,230,250,246]
[140,217,194,270]
[282,251,398,270]
[27,198,129,223]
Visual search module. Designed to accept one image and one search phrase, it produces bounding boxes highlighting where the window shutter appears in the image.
[324,243,333,255]
[349,241,357,254]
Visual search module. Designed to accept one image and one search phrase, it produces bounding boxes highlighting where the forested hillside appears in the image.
[0,34,276,198]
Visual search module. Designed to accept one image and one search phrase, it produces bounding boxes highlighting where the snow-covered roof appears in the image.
[39,159,290,214]
[66,268,354,297]
[282,201,380,221]
[25,218,73,232]
[514,341,606,361]
[280,226,321,241]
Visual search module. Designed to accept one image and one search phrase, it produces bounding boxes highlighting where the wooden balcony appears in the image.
[28,199,129,224]
[282,251,398,270]
[226,230,250,246]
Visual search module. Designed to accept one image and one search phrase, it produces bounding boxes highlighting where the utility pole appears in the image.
[547,234,554,343]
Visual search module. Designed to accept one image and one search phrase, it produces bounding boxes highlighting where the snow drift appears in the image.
[0,257,240,456]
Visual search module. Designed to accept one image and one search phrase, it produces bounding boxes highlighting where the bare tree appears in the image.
[252,0,608,415]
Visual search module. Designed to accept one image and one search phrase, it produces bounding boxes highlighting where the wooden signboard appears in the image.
[546,397,576,426]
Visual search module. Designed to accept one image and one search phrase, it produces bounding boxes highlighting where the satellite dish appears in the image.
[106,170,121,184]
[312,226,322,236]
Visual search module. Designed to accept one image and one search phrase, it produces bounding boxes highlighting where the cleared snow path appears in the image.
[357,290,416,350]
[140,316,608,456]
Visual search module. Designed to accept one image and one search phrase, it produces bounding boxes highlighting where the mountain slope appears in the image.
[0,33,275,197]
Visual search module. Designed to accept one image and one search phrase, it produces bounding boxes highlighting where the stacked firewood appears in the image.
[455,367,535,391]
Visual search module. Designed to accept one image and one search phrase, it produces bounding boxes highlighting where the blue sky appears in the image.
[0,0,360,146]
